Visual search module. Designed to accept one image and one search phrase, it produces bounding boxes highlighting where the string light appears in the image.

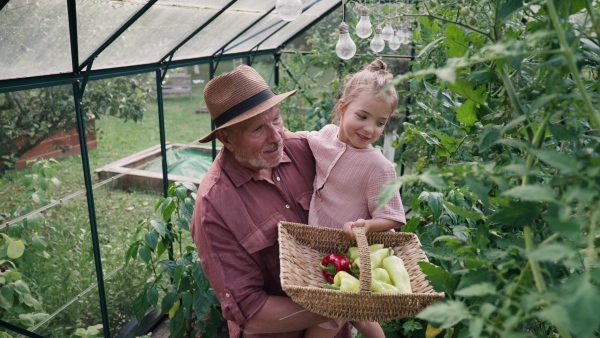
[355,8,372,38]
[388,30,401,50]
[276,0,302,21]
[370,27,385,52]
[382,23,394,41]
[336,22,357,60]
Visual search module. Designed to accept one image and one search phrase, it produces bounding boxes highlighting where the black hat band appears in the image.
[213,89,275,128]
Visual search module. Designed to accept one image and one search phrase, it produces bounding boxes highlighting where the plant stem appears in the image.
[500,66,535,142]
[522,111,551,185]
[524,226,546,292]
[546,0,600,132]
[584,208,599,281]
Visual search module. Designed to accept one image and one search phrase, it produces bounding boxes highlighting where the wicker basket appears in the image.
[278,221,445,322]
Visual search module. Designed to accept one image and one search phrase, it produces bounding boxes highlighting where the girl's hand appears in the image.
[343,218,367,240]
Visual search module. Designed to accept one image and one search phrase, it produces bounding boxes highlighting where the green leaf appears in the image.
[444,23,468,58]
[416,300,469,328]
[161,292,178,313]
[443,201,482,220]
[133,291,150,323]
[25,212,44,231]
[193,289,215,318]
[159,260,176,278]
[193,262,211,291]
[176,218,189,232]
[469,317,484,338]
[502,185,556,202]
[419,171,447,190]
[527,148,577,173]
[447,79,487,104]
[144,231,159,251]
[548,123,579,141]
[477,124,502,152]
[402,217,420,233]
[150,219,167,237]
[161,198,176,222]
[169,306,185,338]
[7,240,25,259]
[418,261,459,296]
[498,0,523,21]
[455,100,478,126]
[138,245,152,264]
[455,282,496,297]
[427,192,443,221]
[147,286,159,308]
[31,235,47,250]
[0,284,14,310]
[535,304,572,332]
[377,176,419,211]
[21,175,33,188]
[563,277,600,337]
[173,264,185,289]
[464,175,490,207]
[527,242,577,262]
[489,201,541,228]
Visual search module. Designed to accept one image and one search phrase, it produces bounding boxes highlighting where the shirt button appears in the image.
[225,293,231,298]
[276,177,281,181]
[285,204,290,209]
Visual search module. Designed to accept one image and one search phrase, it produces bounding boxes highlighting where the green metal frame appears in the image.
[0,1,341,336]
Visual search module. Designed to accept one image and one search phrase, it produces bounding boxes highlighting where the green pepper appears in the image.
[343,243,385,263]
[372,267,392,285]
[371,278,400,293]
[382,255,412,293]
[352,247,392,271]
[323,271,360,292]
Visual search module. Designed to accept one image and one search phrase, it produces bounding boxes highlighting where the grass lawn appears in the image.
[0,90,216,337]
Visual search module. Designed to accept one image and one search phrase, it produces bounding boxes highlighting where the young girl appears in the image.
[303,59,406,338]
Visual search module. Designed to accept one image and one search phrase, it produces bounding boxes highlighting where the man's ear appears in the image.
[216,129,235,152]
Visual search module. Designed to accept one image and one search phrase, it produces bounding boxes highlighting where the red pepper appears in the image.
[319,253,352,283]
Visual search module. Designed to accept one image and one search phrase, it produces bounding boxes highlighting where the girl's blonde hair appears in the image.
[333,59,398,123]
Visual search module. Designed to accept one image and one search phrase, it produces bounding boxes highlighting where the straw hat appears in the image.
[198,65,297,143]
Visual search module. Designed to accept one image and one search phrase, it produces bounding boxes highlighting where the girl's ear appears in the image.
[338,99,347,115]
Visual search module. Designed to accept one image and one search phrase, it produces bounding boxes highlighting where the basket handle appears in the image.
[352,226,372,293]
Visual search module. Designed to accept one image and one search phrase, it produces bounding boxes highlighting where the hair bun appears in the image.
[366,59,387,72]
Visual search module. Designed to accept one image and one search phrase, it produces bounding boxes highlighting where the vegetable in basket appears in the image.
[319,253,352,283]
[351,247,393,270]
[342,243,384,262]
[323,271,360,291]
[382,255,412,293]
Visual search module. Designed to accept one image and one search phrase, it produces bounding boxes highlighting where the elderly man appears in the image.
[190,65,351,338]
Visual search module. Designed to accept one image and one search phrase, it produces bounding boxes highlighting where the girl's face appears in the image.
[337,92,393,149]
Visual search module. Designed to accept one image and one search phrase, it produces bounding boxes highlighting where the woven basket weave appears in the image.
[278,221,445,322]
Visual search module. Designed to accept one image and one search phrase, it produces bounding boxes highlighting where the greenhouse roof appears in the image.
[0,0,341,93]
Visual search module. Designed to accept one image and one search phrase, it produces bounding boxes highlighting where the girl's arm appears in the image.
[342,218,402,240]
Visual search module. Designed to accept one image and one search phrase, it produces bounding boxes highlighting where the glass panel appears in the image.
[260,0,339,51]
[76,0,149,64]
[93,4,221,70]
[224,15,285,54]
[173,11,266,60]
[230,0,275,12]
[0,0,71,80]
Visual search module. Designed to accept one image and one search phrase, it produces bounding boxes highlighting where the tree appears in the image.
[0,75,153,175]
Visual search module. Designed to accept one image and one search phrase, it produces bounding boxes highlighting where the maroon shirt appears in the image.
[191,131,351,338]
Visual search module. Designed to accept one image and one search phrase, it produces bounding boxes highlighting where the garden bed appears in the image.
[94,143,215,192]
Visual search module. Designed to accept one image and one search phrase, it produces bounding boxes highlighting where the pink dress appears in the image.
[305,124,405,229]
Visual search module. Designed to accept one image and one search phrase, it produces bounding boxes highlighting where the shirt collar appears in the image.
[220,147,291,187]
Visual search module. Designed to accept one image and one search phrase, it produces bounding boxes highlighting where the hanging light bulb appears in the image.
[370,27,385,53]
[388,30,401,50]
[398,25,409,45]
[355,8,372,39]
[336,22,357,60]
[382,23,394,41]
[276,0,302,21]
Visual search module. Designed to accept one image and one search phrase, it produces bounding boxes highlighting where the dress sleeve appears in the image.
[366,160,406,225]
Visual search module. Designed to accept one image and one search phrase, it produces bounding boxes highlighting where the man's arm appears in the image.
[243,296,339,334]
